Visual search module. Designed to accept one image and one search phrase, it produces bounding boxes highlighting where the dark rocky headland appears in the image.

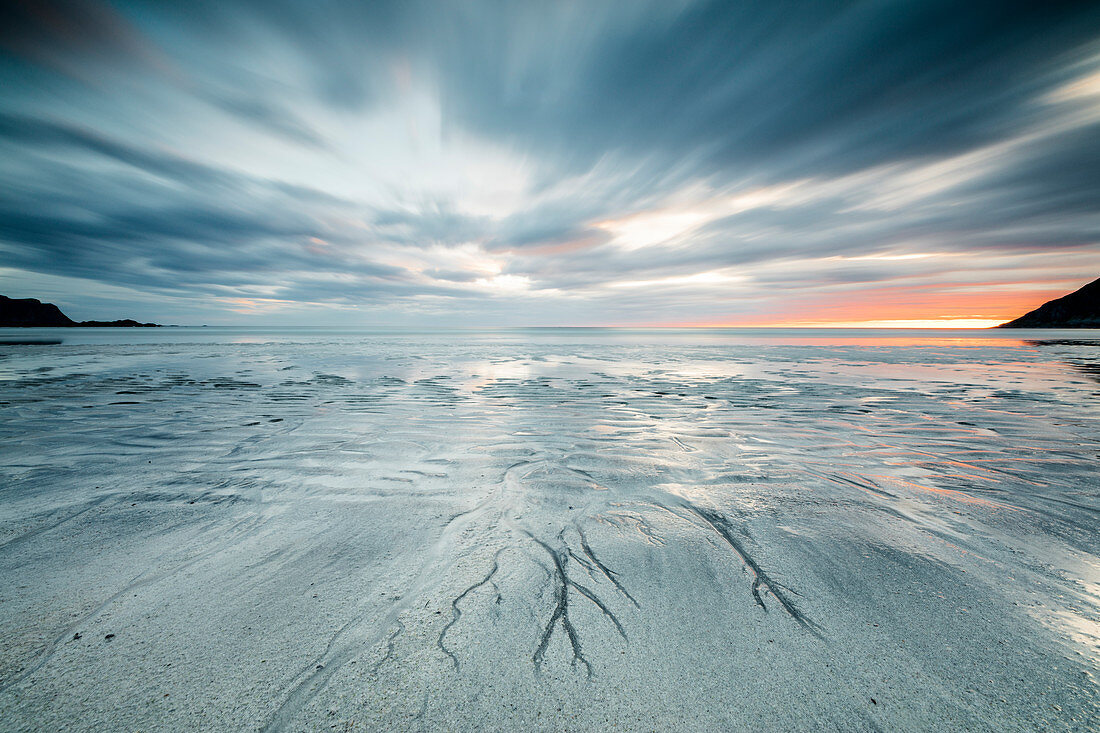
[0,295,160,327]
[998,276,1100,328]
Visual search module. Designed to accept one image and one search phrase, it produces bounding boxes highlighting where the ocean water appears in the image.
[1,328,1098,730]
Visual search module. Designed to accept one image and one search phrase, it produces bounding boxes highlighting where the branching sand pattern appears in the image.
[1,335,1098,730]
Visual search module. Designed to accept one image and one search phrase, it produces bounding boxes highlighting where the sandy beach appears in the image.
[1,329,1097,730]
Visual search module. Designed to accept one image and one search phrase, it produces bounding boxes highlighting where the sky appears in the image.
[1,0,1099,327]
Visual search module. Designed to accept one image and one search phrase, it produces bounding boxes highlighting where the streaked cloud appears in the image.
[1,0,1099,325]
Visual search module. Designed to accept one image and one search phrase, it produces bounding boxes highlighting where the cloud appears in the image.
[1,0,1099,324]
[0,0,161,76]
[433,1,1100,179]
[201,91,331,150]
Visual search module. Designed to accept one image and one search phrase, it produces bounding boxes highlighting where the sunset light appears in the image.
[1,3,1097,327]
[2,5,1099,730]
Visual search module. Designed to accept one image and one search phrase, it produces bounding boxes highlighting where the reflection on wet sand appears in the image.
[0,330,1098,730]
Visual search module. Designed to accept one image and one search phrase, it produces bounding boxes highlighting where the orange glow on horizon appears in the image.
[619,280,1081,329]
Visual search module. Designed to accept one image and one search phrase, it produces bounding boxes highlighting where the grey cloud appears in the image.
[2,0,1099,323]
[0,119,394,295]
[434,1,1100,180]
[423,269,480,283]
[371,205,493,247]
[201,91,331,150]
[0,113,237,189]
[0,113,350,207]
[0,0,159,74]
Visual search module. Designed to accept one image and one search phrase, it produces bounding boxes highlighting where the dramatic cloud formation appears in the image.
[2,0,1099,325]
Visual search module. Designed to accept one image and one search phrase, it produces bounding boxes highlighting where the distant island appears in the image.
[998,276,1100,328]
[0,295,160,327]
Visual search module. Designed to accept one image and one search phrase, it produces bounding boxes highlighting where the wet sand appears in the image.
[1,330,1097,730]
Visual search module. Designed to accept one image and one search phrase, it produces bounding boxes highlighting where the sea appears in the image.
[1,327,1098,730]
